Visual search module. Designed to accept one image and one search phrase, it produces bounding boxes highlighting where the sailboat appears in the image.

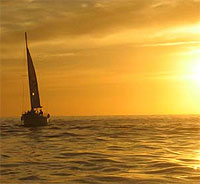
[21,32,50,127]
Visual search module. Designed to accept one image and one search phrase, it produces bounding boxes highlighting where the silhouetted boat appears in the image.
[21,32,50,127]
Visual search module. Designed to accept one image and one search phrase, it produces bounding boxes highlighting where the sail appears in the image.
[25,33,41,109]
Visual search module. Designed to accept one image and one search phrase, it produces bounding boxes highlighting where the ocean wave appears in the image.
[1,115,200,183]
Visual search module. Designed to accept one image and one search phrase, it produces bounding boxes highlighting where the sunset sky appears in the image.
[1,0,200,117]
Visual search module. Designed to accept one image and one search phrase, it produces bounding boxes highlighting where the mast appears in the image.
[25,32,41,109]
[25,32,28,49]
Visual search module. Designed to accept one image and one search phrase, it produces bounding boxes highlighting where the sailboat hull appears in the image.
[21,114,48,127]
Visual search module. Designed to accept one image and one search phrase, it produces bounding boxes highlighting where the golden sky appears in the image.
[1,0,200,117]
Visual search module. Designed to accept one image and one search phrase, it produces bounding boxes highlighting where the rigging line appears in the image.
[22,4,30,113]
[22,32,27,112]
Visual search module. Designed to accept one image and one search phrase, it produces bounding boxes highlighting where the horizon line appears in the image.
[1,113,200,119]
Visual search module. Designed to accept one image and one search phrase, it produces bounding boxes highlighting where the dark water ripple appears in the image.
[0,115,200,183]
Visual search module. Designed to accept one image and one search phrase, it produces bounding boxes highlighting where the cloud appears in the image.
[140,41,200,47]
[1,0,200,42]
[1,0,199,72]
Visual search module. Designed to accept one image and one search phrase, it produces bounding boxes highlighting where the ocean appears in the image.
[0,115,200,184]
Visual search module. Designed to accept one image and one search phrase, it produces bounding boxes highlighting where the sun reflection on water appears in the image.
[193,151,200,170]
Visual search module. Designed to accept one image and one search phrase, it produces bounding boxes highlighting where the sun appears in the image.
[188,60,200,82]
[182,58,200,84]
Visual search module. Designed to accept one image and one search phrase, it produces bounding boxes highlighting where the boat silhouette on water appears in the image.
[21,32,50,127]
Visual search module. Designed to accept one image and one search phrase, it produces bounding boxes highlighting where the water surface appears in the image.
[1,115,200,183]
